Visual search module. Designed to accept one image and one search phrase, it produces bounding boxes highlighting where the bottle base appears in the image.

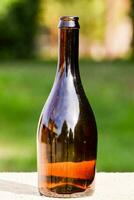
[39,183,95,198]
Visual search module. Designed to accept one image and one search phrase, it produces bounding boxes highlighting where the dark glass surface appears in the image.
[37,16,97,197]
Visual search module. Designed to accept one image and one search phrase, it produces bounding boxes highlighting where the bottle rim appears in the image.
[58,16,80,29]
[60,16,79,21]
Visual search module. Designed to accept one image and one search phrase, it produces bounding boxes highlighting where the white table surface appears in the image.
[0,172,133,200]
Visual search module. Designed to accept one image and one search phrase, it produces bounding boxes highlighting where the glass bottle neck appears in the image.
[57,28,79,76]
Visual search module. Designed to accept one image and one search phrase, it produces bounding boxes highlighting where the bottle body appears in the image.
[37,16,97,197]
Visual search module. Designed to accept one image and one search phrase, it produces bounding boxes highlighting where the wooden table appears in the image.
[0,173,133,200]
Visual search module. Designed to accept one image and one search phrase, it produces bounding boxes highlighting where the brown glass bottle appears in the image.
[37,16,97,197]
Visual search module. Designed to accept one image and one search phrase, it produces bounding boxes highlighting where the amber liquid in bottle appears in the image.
[37,16,97,197]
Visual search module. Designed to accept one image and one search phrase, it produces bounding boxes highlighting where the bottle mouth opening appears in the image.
[60,16,79,21]
[58,16,80,29]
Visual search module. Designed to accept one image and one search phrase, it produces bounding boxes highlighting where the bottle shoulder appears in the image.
[38,70,97,135]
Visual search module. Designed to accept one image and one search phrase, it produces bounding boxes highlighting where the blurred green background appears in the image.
[0,0,134,171]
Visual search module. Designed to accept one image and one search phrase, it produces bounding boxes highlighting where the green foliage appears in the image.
[0,0,40,59]
[0,0,17,17]
[0,60,134,171]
